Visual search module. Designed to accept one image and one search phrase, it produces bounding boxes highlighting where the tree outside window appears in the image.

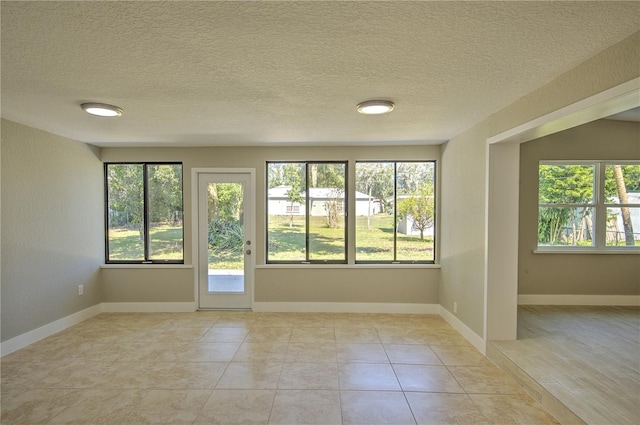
[538,161,640,249]
[605,164,640,247]
[106,163,183,263]
[356,161,436,263]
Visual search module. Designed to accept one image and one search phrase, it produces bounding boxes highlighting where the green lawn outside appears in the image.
[109,215,436,265]
[611,240,640,247]
[356,215,434,262]
[268,215,346,261]
[108,224,183,261]
[268,214,434,262]
[540,240,640,247]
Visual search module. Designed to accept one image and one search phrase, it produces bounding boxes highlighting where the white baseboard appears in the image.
[518,294,640,306]
[252,302,440,314]
[438,306,486,355]
[253,302,487,355]
[3,301,488,359]
[101,302,197,312]
[1,302,198,357]
[1,304,103,357]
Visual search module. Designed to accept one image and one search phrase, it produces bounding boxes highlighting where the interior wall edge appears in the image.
[439,305,486,355]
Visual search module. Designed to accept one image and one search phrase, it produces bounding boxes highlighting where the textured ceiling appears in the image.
[1,1,639,147]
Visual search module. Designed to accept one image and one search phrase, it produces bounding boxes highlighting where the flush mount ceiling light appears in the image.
[356,100,395,115]
[81,103,123,117]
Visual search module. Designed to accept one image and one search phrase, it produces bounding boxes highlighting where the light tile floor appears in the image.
[490,306,640,425]
[1,312,559,424]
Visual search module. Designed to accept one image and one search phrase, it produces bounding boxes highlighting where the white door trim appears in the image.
[191,167,256,310]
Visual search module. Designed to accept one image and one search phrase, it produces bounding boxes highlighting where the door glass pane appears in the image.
[308,163,346,261]
[207,182,245,293]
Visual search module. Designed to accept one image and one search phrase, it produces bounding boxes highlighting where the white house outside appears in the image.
[397,216,435,237]
[610,192,640,242]
[267,185,381,217]
[268,186,436,237]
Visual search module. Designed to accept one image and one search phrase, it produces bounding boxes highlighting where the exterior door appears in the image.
[198,171,254,309]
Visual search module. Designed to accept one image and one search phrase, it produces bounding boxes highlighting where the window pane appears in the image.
[106,164,144,261]
[355,162,395,261]
[148,164,184,260]
[605,164,640,204]
[396,162,436,261]
[539,164,594,204]
[267,163,306,261]
[308,163,347,261]
[538,207,594,247]
[606,207,640,247]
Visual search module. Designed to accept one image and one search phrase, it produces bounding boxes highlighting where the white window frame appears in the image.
[537,160,640,253]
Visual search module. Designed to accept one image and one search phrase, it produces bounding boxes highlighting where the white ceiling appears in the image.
[1,2,639,147]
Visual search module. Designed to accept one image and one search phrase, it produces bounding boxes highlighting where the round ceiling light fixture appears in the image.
[356,100,395,115]
[81,103,123,117]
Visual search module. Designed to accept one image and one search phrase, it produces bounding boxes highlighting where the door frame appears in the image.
[483,78,639,342]
[191,167,256,310]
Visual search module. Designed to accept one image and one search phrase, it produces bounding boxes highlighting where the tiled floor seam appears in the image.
[1,312,560,425]
[389,358,420,424]
[487,342,586,425]
[399,390,420,425]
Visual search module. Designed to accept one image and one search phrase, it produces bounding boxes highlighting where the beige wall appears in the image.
[439,127,488,335]
[440,31,640,337]
[2,30,638,344]
[519,119,640,295]
[256,268,437,303]
[100,145,441,305]
[1,120,104,341]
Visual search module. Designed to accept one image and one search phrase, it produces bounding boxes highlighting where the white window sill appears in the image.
[533,249,639,255]
[256,263,441,269]
[101,264,193,269]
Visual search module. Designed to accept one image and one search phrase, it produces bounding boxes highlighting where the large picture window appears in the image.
[267,162,347,263]
[355,161,436,263]
[105,163,184,263]
[538,161,640,250]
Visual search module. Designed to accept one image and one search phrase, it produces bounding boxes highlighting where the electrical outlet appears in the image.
[453,302,458,314]
[78,285,84,296]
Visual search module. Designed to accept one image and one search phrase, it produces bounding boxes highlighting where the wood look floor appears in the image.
[489,306,640,425]
[1,311,559,424]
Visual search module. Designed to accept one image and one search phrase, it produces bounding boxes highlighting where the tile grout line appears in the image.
[3,312,561,425]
